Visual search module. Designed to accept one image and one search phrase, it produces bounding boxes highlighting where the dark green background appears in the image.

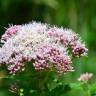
[0,0,96,96]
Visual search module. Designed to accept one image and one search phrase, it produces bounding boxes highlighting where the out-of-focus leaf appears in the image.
[49,84,71,96]
[70,83,83,90]
[33,0,58,9]
[90,83,96,95]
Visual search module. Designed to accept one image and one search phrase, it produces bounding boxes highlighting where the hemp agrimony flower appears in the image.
[78,73,93,82]
[0,22,88,74]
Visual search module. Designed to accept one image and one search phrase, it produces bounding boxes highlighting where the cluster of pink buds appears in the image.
[32,44,73,73]
[0,22,88,75]
[47,28,88,57]
[1,25,21,41]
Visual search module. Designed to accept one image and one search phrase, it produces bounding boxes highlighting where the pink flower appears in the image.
[78,73,93,82]
[32,44,73,73]
[72,42,88,57]
[0,22,88,74]
[1,25,21,41]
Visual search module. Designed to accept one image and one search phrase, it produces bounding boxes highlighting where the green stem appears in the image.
[42,70,50,85]
[87,83,91,96]
[82,82,91,96]
[0,76,13,79]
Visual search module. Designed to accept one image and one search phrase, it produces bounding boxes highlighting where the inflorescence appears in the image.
[0,22,88,74]
[78,73,93,82]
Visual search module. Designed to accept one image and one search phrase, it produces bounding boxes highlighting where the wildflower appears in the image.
[0,22,88,74]
[78,73,93,82]
[1,25,21,42]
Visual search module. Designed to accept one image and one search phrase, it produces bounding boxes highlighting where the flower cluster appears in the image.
[0,22,88,74]
[78,73,93,82]
[1,25,21,41]
[32,44,73,73]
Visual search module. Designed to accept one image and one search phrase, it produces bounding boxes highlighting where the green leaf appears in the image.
[70,83,83,90]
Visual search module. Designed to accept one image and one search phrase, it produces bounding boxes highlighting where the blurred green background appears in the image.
[0,0,96,96]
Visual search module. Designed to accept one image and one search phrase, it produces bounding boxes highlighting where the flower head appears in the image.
[0,22,88,74]
[78,73,93,82]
